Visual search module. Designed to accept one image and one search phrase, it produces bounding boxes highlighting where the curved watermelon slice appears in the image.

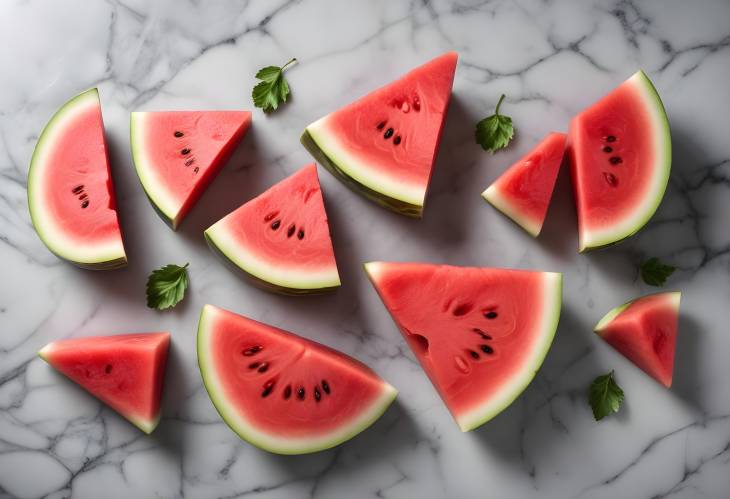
[28,88,127,269]
[595,292,680,387]
[197,305,397,454]
[365,262,562,431]
[130,111,251,229]
[39,332,170,433]
[205,164,340,294]
[301,52,457,217]
[568,70,671,251]
[482,132,566,237]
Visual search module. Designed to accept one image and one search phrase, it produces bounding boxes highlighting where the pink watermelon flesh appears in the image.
[482,132,566,236]
[197,305,397,454]
[302,52,457,216]
[39,332,170,433]
[365,262,562,431]
[595,292,680,387]
[131,111,252,229]
[204,164,340,293]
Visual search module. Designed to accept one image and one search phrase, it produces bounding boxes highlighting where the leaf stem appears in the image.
[495,94,506,115]
[282,58,297,71]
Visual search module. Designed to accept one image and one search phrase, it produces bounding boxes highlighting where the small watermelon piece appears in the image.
[595,292,680,388]
[197,305,397,454]
[482,132,566,237]
[28,88,127,269]
[130,111,251,229]
[568,70,671,251]
[39,332,170,433]
[205,164,340,294]
[365,262,562,431]
[301,52,458,218]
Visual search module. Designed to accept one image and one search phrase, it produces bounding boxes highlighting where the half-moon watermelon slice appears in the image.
[130,110,251,229]
[204,164,340,294]
[39,332,170,433]
[365,262,562,431]
[482,132,566,237]
[301,52,457,218]
[568,70,671,251]
[28,88,127,269]
[197,304,397,454]
[595,291,680,388]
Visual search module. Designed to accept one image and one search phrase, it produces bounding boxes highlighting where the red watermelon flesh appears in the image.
[595,292,680,387]
[39,332,170,433]
[482,132,566,237]
[28,88,126,269]
[365,262,562,431]
[302,52,457,217]
[204,164,340,293]
[130,111,251,229]
[197,305,397,454]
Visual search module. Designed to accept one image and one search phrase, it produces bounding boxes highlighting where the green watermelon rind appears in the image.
[196,304,398,455]
[27,88,127,269]
[573,71,672,252]
[300,129,424,218]
[594,291,681,333]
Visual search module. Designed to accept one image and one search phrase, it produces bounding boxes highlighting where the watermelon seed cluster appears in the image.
[71,184,90,209]
[601,134,623,186]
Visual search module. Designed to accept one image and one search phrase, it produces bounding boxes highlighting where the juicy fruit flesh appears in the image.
[39,332,170,433]
[483,132,566,236]
[131,111,251,228]
[198,305,397,454]
[366,262,562,431]
[569,71,671,251]
[596,292,680,387]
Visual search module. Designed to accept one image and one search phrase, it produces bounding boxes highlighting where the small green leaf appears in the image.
[475,94,515,153]
[640,257,676,287]
[588,370,624,421]
[252,58,296,113]
[146,263,189,310]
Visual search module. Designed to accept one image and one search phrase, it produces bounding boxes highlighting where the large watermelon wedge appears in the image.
[482,132,566,237]
[28,88,127,269]
[39,332,170,433]
[197,305,397,454]
[130,111,251,229]
[301,52,457,217]
[365,262,562,431]
[204,164,340,294]
[595,292,680,387]
[568,70,671,251]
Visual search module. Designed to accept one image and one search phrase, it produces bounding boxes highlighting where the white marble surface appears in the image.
[1,0,730,498]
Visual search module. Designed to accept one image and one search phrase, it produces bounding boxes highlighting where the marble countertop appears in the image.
[1,1,729,498]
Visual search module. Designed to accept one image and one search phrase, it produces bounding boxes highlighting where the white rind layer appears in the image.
[197,305,397,454]
[482,184,542,237]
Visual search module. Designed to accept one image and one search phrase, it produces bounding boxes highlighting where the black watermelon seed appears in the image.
[72,185,83,194]
[271,220,281,230]
[393,135,402,145]
[193,166,199,174]
[484,311,498,319]
[185,158,195,166]
[480,344,494,354]
[257,363,269,373]
[105,364,112,374]
[264,212,278,222]
[606,135,616,142]
[81,200,89,209]
[321,380,330,394]
[384,128,394,139]
[283,385,292,399]
[181,148,191,155]
[468,350,480,360]
[174,131,184,138]
[376,121,386,130]
[287,224,296,238]
[248,362,260,369]
[602,146,613,153]
[473,328,492,340]
[603,172,618,186]
[79,193,88,200]
[314,387,321,402]
[297,229,304,240]
[262,381,274,398]
[609,156,623,165]
[242,346,262,356]
[297,387,305,400]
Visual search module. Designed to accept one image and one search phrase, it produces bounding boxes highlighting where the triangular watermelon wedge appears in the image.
[482,132,566,237]
[365,262,562,431]
[205,164,340,294]
[39,332,170,433]
[595,292,680,387]
[130,111,251,229]
[301,52,457,218]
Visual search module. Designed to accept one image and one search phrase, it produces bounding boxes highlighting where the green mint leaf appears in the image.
[588,370,624,421]
[475,94,515,153]
[146,263,189,310]
[252,58,296,113]
[640,257,676,287]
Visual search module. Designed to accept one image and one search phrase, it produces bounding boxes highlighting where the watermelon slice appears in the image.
[28,88,127,269]
[130,111,251,229]
[482,132,566,237]
[365,262,562,431]
[568,70,671,251]
[197,305,397,454]
[204,164,340,294]
[595,292,680,387]
[301,52,458,217]
[39,332,170,433]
